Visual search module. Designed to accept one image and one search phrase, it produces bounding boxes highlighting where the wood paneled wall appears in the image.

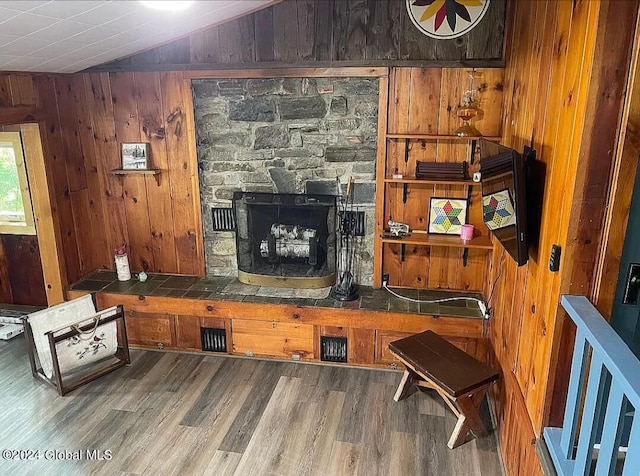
[1,5,635,475]
[382,67,504,291]
[0,235,47,306]
[0,74,81,289]
[97,0,506,71]
[0,72,204,287]
[488,1,637,475]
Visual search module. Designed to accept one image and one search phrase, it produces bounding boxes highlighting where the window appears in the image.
[0,132,35,235]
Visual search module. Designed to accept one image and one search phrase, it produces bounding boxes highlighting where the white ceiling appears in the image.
[0,0,274,73]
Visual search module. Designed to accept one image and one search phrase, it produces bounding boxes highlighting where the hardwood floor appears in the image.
[0,337,503,475]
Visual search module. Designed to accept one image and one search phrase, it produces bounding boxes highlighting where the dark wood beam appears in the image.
[82,59,506,74]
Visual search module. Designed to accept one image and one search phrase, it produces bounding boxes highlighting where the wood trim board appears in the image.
[90,291,486,337]
[182,67,389,79]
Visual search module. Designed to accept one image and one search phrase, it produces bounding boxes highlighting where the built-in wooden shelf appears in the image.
[384,176,475,185]
[111,169,161,185]
[111,169,161,176]
[386,134,502,141]
[380,232,493,250]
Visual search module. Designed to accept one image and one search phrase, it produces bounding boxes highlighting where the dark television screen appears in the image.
[479,139,528,266]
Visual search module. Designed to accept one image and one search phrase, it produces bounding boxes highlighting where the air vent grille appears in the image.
[320,336,347,363]
[212,207,235,231]
[344,211,365,236]
[201,327,227,352]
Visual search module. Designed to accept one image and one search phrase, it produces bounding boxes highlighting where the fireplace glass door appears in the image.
[233,192,336,288]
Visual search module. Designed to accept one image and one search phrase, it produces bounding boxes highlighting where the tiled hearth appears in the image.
[69,270,485,319]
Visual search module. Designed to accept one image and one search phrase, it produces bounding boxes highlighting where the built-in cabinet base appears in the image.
[68,290,488,369]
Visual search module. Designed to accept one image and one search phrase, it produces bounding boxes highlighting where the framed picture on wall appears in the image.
[428,197,468,235]
[121,143,149,170]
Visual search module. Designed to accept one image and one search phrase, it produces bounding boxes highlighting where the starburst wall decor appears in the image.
[482,189,516,230]
[428,197,468,235]
[406,0,491,39]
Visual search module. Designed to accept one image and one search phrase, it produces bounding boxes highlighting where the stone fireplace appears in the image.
[192,76,378,285]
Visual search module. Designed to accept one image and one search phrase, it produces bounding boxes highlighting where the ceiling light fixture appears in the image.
[139,1,195,11]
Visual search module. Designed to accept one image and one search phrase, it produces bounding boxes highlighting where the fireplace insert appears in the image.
[232,192,336,288]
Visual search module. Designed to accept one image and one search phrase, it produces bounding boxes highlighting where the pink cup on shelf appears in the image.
[460,224,475,241]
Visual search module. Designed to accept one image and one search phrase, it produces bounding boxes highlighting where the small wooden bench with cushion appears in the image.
[389,330,500,449]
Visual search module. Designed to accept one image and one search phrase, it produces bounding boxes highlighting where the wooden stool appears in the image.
[389,330,499,449]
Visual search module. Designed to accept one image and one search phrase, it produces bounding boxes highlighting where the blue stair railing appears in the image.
[543,295,640,476]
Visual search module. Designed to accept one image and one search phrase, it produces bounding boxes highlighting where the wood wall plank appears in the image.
[9,74,36,105]
[343,0,369,61]
[219,15,256,64]
[273,1,299,62]
[0,76,12,106]
[190,28,221,64]
[365,0,401,61]
[129,48,160,67]
[406,69,441,288]
[110,72,155,272]
[313,0,333,61]
[134,72,178,272]
[399,5,436,61]
[373,75,389,287]
[494,369,543,476]
[254,7,275,62]
[467,0,507,60]
[431,68,464,290]
[383,68,411,287]
[53,76,86,193]
[32,75,82,284]
[158,38,191,65]
[84,73,130,259]
[0,238,14,303]
[161,72,205,275]
[296,0,315,61]
[1,235,47,306]
[71,74,111,272]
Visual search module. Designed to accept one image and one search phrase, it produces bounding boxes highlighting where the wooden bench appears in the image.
[389,330,500,449]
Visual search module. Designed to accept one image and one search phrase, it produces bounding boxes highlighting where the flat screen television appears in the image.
[479,139,530,266]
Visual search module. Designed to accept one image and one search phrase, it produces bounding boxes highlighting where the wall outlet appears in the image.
[382,273,390,286]
[549,244,561,272]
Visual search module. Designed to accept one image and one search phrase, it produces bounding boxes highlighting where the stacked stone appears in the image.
[193,77,378,285]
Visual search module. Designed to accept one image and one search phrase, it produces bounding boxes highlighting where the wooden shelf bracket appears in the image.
[470,139,478,165]
[111,168,162,186]
[404,138,410,164]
